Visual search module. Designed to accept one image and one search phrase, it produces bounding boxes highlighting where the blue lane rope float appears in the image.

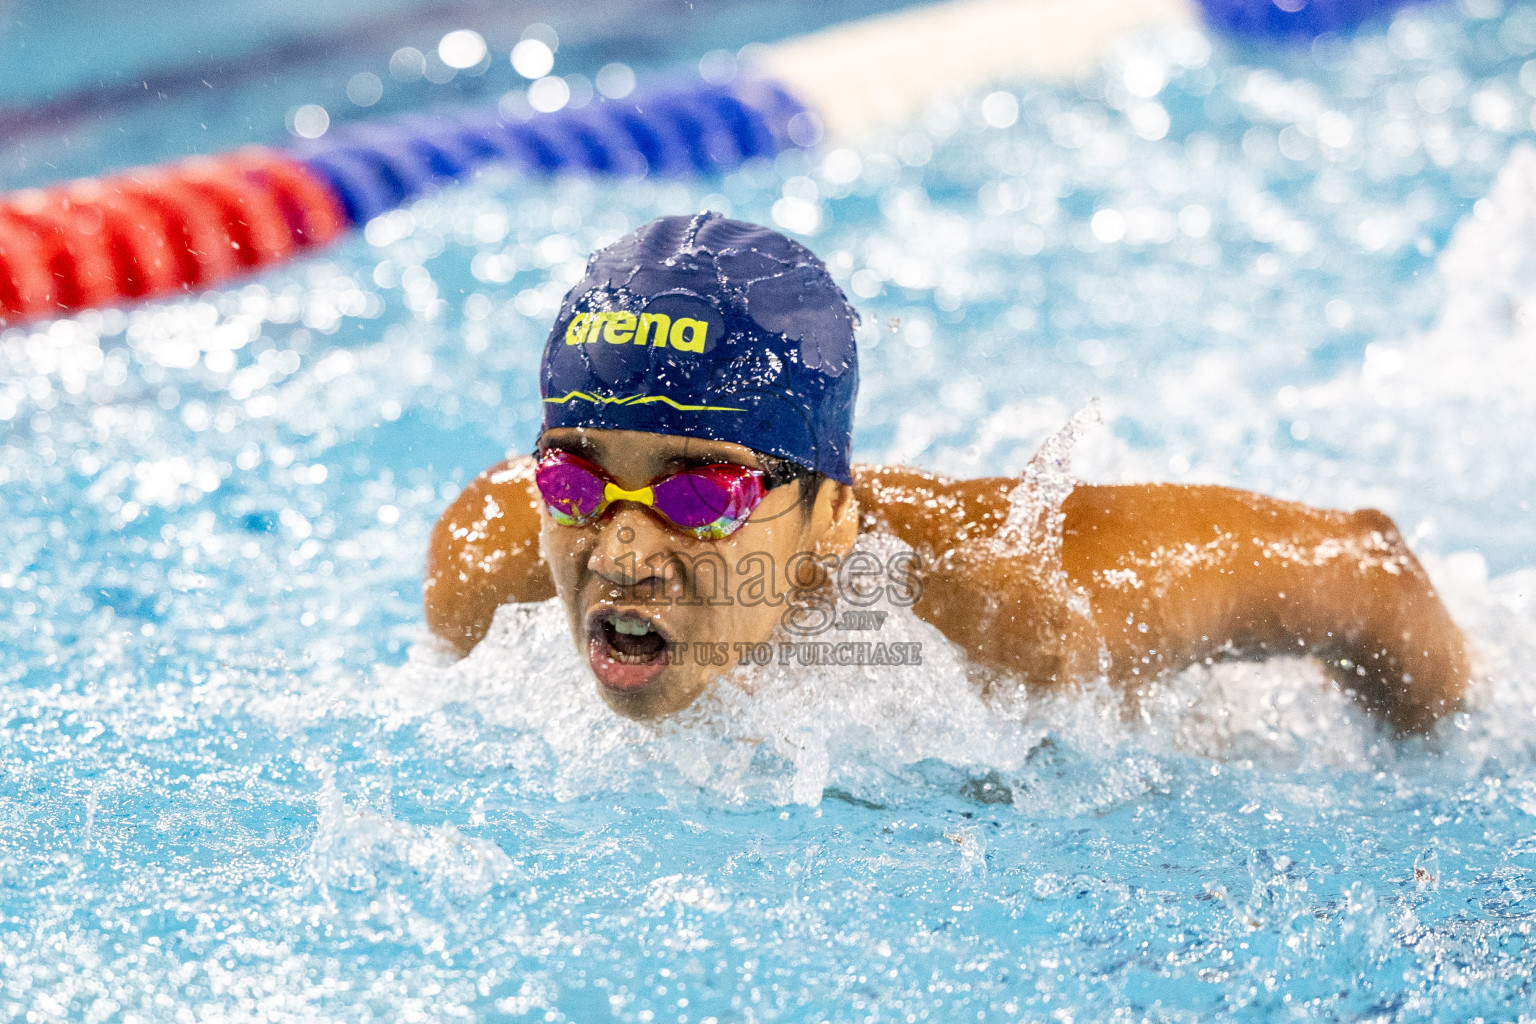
[1192,0,1432,40]
[292,77,806,225]
[0,0,1429,326]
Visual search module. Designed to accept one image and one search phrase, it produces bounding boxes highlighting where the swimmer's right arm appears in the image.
[424,456,554,654]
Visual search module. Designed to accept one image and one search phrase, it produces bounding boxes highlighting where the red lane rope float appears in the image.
[0,212,62,320]
[0,146,346,328]
[2,201,120,311]
[237,154,349,247]
[73,187,183,299]
[119,176,247,289]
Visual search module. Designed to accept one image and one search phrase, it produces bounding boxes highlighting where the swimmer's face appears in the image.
[537,427,857,718]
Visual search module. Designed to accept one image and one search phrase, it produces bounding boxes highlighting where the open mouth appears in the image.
[586,609,672,693]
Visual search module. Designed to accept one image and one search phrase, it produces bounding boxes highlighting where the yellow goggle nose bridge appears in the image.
[602,481,655,508]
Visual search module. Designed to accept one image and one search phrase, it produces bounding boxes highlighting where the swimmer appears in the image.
[425,213,1470,733]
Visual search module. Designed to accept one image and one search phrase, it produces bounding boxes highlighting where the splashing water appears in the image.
[996,399,1103,561]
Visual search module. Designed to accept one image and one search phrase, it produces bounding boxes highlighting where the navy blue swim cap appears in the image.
[539,212,859,484]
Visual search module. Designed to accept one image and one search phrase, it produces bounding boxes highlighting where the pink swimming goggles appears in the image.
[534,449,769,540]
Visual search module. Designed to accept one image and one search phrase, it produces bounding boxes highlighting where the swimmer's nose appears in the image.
[587,504,676,590]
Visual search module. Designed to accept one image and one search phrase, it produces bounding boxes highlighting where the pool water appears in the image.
[4,0,1536,1019]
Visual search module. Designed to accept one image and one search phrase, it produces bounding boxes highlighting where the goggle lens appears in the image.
[653,466,766,538]
[534,450,769,539]
[534,457,608,526]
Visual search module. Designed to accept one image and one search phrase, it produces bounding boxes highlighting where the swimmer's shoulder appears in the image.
[432,455,544,542]
[1058,481,1373,550]
[850,465,1381,557]
[425,455,553,654]
[851,462,1014,551]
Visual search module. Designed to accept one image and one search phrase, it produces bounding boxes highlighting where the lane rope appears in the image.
[0,0,1419,327]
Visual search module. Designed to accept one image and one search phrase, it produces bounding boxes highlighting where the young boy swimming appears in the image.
[425,213,1470,733]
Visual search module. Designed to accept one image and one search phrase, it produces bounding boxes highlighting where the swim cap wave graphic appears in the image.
[539,213,860,483]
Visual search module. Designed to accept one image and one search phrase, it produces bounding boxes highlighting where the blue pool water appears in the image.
[4,0,1536,1019]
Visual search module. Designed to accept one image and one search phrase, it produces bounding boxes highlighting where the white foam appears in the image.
[1289,147,1536,503]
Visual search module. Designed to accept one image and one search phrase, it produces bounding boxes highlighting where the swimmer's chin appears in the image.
[586,648,712,719]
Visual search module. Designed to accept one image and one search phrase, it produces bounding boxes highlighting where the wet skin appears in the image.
[425,430,1470,732]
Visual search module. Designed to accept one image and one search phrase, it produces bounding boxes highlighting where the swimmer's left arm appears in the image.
[1058,484,1472,733]
[854,466,1471,733]
[424,456,553,654]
